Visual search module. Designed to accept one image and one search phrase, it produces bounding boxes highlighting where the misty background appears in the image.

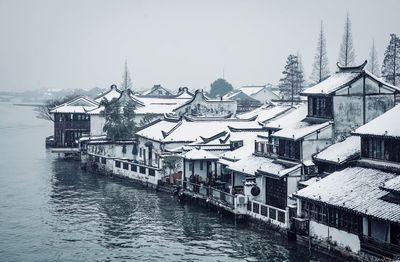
[0,0,399,93]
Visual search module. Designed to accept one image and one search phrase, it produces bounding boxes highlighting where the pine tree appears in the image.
[101,98,137,141]
[279,54,304,105]
[121,60,133,90]
[381,34,400,86]
[367,40,380,76]
[311,21,330,83]
[338,13,356,66]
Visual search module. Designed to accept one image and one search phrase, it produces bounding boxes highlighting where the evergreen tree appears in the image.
[101,98,137,141]
[338,13,356,66]
[311,21,330,83]
[209,78,233,97]
[381,34,400,86]
[367,40,380,76]
[279,54,304,105]
[121,60,133,90]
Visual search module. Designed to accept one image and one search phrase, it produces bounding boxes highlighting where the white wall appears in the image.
[302,126,333,161]
[90,115,106,136]
[251,88,279,103]
[309,220,361,253]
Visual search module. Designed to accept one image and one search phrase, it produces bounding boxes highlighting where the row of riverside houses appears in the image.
[48,61,400,260]
[174,62,400,260]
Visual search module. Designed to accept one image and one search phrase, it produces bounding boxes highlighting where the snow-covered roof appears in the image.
[264,104,307,130]
[237,105,292,123]
[272,121,332,141]
[227,154,300,177]
[302,72,360,96]
[353,105,400,138]
[239,86,265,96]
[298,177,320,187]
[183,148,219,160]
[87,90,192,115]
[382,176,400,193]
[302,62,400,96]
[136,117,260,144]
[141,85,172,96]
[173,89,236,112]
[221,131,266,161]
[136,119,180,141]
[50,96,99,113]
[94,85,122,103]
[162,119,260,143]
[295,167,400,223]
[313,136,360,165]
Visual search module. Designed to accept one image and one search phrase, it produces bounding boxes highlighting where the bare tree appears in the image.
[367,40,380,76]
[311,21,330,83]
[34,95,77,122]
[338,13,356,66]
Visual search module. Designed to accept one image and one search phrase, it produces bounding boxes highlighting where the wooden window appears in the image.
[200,161,203,170]
[131,164,137,172]
[308,96,333,118]
[148,169,155,176]
[139,166,146,174]
[266,177,286,210]
[101,157,106,164]
[302,200,360,234]
[94,156,99,163]
[123,162,129,170]
[278,139,300,160]
[115,161,121,168]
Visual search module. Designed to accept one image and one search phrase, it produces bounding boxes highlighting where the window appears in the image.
[131,164,137,172]
[362,137,400,163]
[148,169,155,176]
[308,96,333,118]
[123,162,129,170]
[278,139,300,160]
[139,148,142,157]
[139,166,146,174]
[301,200,360,234]
[115,161,121,168]
[94,156,100,163]
[101,157,106,164]
[200,161,203,170]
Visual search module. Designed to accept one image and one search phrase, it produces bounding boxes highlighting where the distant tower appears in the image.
[121,60,133,91]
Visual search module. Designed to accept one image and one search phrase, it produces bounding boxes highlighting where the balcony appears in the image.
[361,236,400,258]
[247,200,289,228]
[183,181,235,208]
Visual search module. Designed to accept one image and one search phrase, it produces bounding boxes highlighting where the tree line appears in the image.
[278,13,400,104]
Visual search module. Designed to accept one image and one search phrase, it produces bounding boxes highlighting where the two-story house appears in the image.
[294,105,400,259]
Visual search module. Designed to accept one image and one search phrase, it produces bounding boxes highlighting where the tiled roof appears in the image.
[314,136,360,165]
[295,167,400,223]
[353,105,400,138]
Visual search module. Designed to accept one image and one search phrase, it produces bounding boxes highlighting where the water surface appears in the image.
[0,103,339,261]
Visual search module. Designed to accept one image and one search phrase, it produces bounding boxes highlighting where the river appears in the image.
[0,103,339,261]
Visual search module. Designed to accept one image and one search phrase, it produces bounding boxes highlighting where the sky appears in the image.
[0,0,399,92]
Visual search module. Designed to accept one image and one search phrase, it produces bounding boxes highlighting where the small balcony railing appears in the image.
[361,236,400,258]
[182,181,235,207]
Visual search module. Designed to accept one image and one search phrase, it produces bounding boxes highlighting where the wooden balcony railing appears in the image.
[182,181,235,207]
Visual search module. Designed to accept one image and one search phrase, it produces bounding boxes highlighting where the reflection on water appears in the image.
[0,103,340,261]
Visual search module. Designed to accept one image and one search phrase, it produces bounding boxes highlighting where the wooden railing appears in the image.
[361,235,400,258]
[247,200,289,227]
[183,181,235,207]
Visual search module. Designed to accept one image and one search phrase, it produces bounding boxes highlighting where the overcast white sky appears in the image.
[0,0,399,92]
